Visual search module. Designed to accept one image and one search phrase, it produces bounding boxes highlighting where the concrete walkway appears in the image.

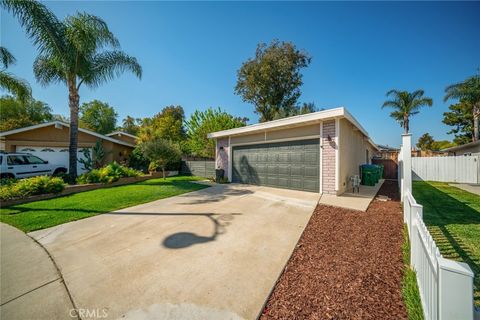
[0,223,75,320]
[319,179,385,211]
[449,183,480,196]
[28,183,319,320]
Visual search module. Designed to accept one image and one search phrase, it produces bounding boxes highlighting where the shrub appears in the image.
[77,162,143,184]
[0,176,65,201]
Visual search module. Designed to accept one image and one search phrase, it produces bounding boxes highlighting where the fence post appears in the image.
[401,134,412,201]
[438,257,474,320]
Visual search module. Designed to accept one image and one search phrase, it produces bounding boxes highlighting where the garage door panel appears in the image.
[232,139,319,192]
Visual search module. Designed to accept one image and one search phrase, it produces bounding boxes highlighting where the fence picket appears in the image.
[401,137,474,320]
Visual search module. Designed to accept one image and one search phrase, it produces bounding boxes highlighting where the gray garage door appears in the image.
[232,139,320,192]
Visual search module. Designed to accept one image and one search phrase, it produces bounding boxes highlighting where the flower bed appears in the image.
[0,176,65,202]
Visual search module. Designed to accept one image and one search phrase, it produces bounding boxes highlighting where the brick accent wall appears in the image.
[216,137,229,178]
[322,120,337,194]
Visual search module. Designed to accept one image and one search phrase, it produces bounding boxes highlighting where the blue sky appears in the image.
[1,1,479,147]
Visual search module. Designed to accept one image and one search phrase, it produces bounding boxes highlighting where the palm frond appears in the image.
[64,12,119,56]
[80,51,142,89]
[1,0,67,58]
[0,70,32,102]
[382,100,401,109]
[33,54,65,86]
[0,47,16,68]
[410,89,425,100]
[386,89,402,97]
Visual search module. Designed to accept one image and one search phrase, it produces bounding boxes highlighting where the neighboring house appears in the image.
[376,144,400,161]
[208,107,379,195]
[0,121,136,174]
[106,131,138,145]
[441,140,480,156]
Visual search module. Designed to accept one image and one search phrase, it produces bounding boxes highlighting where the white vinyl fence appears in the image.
[412,155,480,184]
[399,134,475,320]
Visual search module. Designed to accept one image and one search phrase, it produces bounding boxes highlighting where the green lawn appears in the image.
[412,181,480,307]
[402,226,424,320]
[0,176,208,233]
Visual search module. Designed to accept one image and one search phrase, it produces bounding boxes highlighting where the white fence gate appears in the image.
[412,155,480,184]
[399,134,475,320]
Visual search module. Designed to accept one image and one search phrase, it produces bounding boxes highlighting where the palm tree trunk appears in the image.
[68,79,80,182]
[404,115,409,134]
[473,103,479,142]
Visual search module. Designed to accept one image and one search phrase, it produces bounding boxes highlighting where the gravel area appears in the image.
[260,180,407,319]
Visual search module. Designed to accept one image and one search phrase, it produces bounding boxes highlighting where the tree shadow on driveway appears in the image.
[107,211,241,249]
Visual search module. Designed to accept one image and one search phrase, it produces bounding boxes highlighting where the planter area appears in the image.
[1,171,178,207]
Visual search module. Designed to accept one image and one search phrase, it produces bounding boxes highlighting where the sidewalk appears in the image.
[0,223,75,320]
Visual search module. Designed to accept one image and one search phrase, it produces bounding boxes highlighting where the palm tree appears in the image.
[0,47,31,102]
[444,74,480,142]
[382,89,433,134]
[2,0,142,179]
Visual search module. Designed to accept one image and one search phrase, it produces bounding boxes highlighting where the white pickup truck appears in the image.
[0,152,67,179]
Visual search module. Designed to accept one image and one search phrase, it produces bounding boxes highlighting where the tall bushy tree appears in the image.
[416,133,435,151]
[0,47,31,102]
[382,89,433,133]
[0,95,52,131]
[235,40,311,122]
[139,137,181,179]
[138,105,185,143]
[80,100,117,134]
[444,74,480,142]
[443,99,474,145]
[185,108,247,158]
[2,0,142,179]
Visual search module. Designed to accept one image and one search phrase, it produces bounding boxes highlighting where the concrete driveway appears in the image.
[29,183,319,320]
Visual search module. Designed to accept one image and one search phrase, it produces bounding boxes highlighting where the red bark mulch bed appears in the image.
[260,180,407,320]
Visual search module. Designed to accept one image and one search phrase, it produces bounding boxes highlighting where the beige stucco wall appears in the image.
[338,118,375,194]
[229,124,320,146]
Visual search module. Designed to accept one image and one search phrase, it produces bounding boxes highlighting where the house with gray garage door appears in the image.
[208,107,378,195]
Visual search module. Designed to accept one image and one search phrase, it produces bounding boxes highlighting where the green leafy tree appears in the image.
[0,47,31,102]
[0,95,53,131]
[2,0,142,180]
[235,39,311,122]
[444,74,480,142]
[120,115,141,136]
[185,107,247,158]
[443,99,474,145]
[382,89,433,133]
[139,137,181,179]
[416,133,435,151]
[80,100,117,134]
[431,140,454,151]
[273,101,318,119]
[138,105,185,143]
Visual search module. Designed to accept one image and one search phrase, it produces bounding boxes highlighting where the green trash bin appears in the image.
[361,165,377,186]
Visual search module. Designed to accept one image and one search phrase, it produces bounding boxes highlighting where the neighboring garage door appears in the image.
[16,146,92,174]
[232,139,320,192]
